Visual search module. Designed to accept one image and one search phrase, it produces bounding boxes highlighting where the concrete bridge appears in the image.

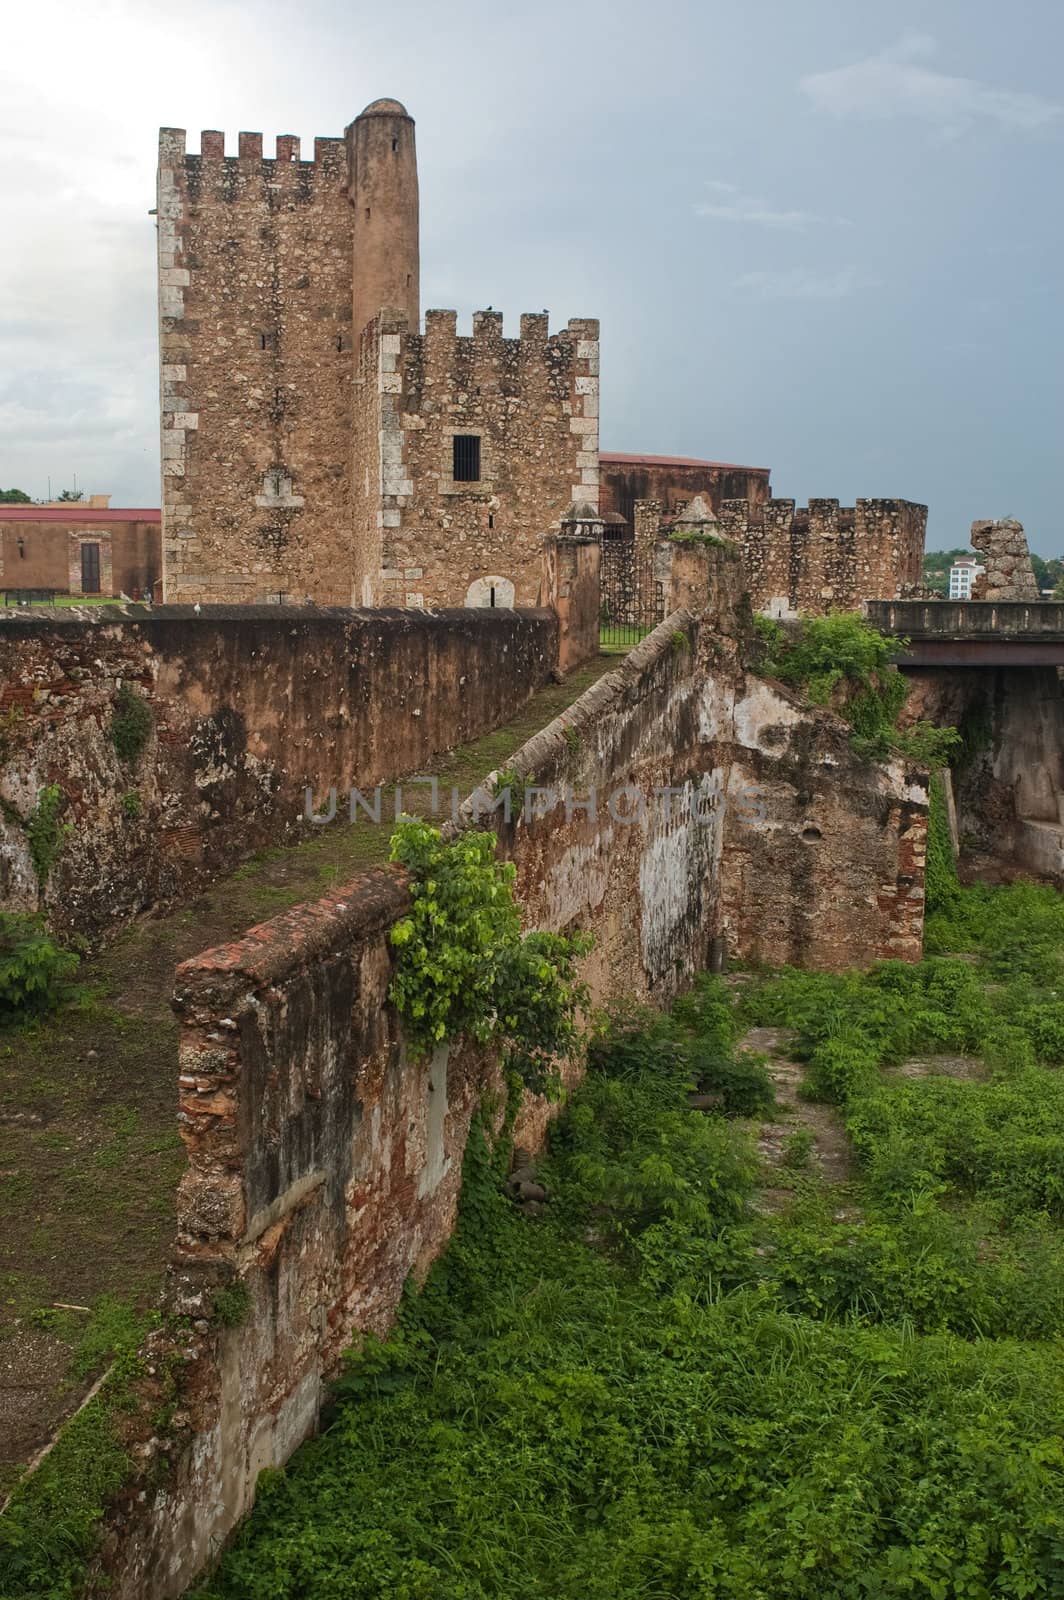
[864,599,1064,881]
[866,600,1064,667]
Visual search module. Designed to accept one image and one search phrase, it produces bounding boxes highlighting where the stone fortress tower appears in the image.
[157,99,598,608]
[348,100,420,341]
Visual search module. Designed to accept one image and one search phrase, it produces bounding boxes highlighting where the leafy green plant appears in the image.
[109,685,153,765]
[388,820,590,1095]
[26,783,71,885]
[0,911,78,1021]
[751,611,960,766]
[212,1280,250,1328]
[120,790,142,819]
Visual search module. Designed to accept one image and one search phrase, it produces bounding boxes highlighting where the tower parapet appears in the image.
[352,310,600,609]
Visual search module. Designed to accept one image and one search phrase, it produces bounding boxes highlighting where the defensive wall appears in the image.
[719,496,927,615]
[0,604,560,941]
[31,539,928,1598]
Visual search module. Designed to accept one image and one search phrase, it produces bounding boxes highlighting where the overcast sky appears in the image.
[1,0,1061,551]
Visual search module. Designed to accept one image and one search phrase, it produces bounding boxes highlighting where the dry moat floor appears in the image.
[0,656,615,1493]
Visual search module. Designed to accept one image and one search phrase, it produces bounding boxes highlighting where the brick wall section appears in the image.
[79,871,506,1599]
[718,496,927,614]
[541,536,601,673]
[0,606,557,940]
[158,130,355,604]
[353,310,600,609]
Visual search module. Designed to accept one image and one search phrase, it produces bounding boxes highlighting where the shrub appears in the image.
[0,912,78,1022]
[388,819,590,1096]
[26,783,70,886]
[109,685,153,765]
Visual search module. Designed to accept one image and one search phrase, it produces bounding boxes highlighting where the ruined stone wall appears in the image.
[47,543,927,1599]
[158,130,355,605]
[476,613,927,980]
[969,518,1040,601]
[902,664,1064,880]
[353,310,600,610]
[72,872,503,1600]
[719,496,927,615]
[0,606,557,940]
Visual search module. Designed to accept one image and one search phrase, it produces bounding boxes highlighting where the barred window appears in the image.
[452,434,481,482]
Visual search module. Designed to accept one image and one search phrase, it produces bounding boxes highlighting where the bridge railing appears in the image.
[867,599,1064,638]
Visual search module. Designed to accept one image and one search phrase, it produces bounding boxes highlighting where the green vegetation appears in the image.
[0,912,78,1023]
[109,685,153,766]
[110,687,152,765]
[754,611,959,765]
[668,527,723,548]
[0,489,31,504]
[389,820,590,1096]
[119,790,142,820]
[25,784,70,887]
[0,1302,161,1599]
[213,1280,250,1328]
[195,880,1064,1598]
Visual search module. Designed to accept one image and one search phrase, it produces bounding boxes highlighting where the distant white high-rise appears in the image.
[949,557,985,599]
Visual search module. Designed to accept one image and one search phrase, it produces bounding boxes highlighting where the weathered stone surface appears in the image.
[717,496,927,616]
[0,605,556,940]
[157,119,596,611]
[969,517,1040,601]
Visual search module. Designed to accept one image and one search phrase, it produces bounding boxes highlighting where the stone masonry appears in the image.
[156,103,597,608]
[969,517,1040,601]
[718,496,927,616]
[352,310,599,609]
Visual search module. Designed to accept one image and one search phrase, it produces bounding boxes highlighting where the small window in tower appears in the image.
[452,435,481,483]
[488,513,494,530]
[17,537,25,558]
[260,331,278,351]
[392,137,398,152]
[365,207,371,220]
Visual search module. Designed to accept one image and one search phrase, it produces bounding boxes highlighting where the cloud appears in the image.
[731,267,873,301]
[801,34,1063,135]
[694,180,844,229]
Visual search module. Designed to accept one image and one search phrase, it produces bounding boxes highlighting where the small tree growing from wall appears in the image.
[388,819,591,1097]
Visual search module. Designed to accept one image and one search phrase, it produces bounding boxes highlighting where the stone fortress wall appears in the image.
[718,496,927,616]
[64,540,928,1600]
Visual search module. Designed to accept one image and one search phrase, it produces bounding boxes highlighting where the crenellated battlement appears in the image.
[157,127,348,170]
[719,496,927,615]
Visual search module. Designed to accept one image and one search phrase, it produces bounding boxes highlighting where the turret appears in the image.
[347,98,420,342]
